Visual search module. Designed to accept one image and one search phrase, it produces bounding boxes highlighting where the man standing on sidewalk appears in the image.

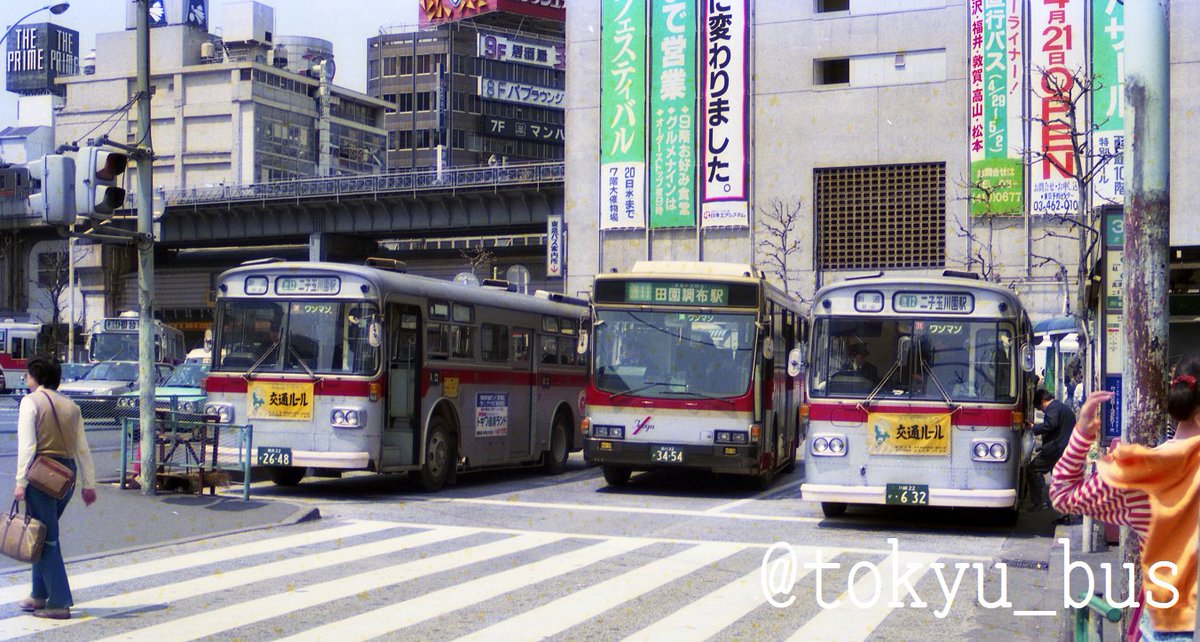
[1027,388,1076,511]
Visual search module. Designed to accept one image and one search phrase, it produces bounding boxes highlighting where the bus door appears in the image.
[508,328,534,459]
[383,303,421,468]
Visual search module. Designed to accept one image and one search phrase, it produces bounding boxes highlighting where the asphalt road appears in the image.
[0,454,1077,641]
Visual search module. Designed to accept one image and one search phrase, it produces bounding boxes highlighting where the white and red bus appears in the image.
[581,262,807,489]
[87,312,187,365]
[205,260,588,490]
[801,273,1035,517]
[0,320,41,390]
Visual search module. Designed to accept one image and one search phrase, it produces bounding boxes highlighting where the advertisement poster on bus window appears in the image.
[648,0,697,229]
[867,412,952,456]
[476,392,510,437]
[599,0,648,231]
[700,0,750,228]
[1029,0,1085,218]
[248,380,315,421]
[967,0,1024,217]
[1092,0,1125,207]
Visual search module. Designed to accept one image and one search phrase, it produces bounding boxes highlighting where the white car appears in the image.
[59,361,172,396]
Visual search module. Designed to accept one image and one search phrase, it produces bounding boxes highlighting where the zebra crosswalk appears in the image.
[0,518,1026,641]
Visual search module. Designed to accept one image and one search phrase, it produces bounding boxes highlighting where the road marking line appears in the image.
[620,555,819,642]
[89,532,563,642]
[427,496,826,524]
[0,525,478,640]
[785,551,939,642]
[0,519,400,604]
[277,537,656,642]
[705,478,805,513]
[452,542,746,642]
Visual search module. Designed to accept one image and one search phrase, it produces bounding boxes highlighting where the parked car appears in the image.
[117,362,210,418]
[61,362,94,383]
[60,361,172,421]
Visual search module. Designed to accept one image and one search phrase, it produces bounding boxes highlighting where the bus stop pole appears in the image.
[135,0,158,495]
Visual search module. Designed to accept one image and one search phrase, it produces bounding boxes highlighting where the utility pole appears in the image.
[136,0,157,495]
[1122,0,1170,622]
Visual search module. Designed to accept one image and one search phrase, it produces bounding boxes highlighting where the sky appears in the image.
[0,0,419,126]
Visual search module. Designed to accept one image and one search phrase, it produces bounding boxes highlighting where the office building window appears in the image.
[815,58,850,85]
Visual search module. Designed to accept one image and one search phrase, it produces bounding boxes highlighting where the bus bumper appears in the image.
[584,438,761,475]
[801,484,1017,509]
[216,446,370,470]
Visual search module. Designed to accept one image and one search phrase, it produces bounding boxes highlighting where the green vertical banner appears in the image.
[1092,0,1125,206]
[648,0,697,229]
[968,0,1023,216]
[600,0,648,231]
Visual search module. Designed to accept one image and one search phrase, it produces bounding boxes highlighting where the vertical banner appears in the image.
[1091,0,1124,206]
[700,0,750,228]
[1029,0,1086,218]
[547,215,564,279]
[649,0,697,229]
[600,0,648,231]
[969,0,1025,216]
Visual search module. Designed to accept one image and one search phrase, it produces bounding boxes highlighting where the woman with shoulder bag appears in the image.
[12,357,96,620]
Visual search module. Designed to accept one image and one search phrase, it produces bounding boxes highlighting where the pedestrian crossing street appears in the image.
[0,518,1006,641]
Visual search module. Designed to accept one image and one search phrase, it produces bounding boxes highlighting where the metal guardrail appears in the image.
[141,161,566,209]
[1070,591,1122,641]
[120,416,254,500]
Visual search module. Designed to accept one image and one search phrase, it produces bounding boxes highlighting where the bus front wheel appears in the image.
[269,466,305,486]
[542,415,570,475]
[821,502,848,518]
[602,465,632,487]
[414,417,454,492]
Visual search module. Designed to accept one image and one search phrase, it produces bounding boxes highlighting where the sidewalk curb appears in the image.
[0,496,320,578]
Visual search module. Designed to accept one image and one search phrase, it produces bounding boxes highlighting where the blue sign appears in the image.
[1104,375,1122,439]
[187,0,208,29]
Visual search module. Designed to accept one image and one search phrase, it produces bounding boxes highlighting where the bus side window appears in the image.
[427,323,448,360]
[558,337,576,365]
[539,335,558,365]
[512,329,531,364]
[481,324,508,362]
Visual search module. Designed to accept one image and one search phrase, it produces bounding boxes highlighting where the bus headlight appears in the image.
[205,403,233,423]
[811,433,847,457]
[591,425,624,439]
[118,397,136,409]
[715,430,748,444]
[331,407,365,428]
[972,439,1008,462]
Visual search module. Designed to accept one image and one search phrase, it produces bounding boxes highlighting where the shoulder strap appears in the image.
[39,389,74,453]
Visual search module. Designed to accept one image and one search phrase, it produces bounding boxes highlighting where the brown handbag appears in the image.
[26,391,76,500]
[0,500,46,563]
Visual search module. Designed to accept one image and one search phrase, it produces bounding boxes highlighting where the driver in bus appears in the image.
[843,343,879,384]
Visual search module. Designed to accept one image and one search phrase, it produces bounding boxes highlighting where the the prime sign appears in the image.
[5,22,79,96]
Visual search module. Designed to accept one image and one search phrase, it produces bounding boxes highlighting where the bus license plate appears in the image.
[650,445,684,464]
[258,447,293,466]
[886,483,929,506]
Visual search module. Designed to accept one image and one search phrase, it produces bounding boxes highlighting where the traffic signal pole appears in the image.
[135,0,157,495]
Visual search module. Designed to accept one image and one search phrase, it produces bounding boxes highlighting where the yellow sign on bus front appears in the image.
[247,381,316,421]
[867,412,952,456]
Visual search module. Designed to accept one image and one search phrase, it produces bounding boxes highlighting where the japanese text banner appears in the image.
[867,412,952,456]
[968,0,1024,217]
[1091,0,1124,207]
[600,0,648,231]
[700,0,750,228]
[1030,0,1086,218]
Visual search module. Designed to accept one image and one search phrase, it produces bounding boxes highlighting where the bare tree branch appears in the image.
[756,197,807,299]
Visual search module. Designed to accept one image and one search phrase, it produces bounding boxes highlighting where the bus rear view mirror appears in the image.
[787,348,804,378]
[762,336,775,361]
[1020,343,1034,372]
[368,321,382,348]
[577,330,588,355]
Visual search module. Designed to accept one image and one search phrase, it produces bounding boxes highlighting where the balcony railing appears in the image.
[141,161,565,209]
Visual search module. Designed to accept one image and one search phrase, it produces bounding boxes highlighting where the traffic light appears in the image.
[76,147,129,220]
[27,154,77,226]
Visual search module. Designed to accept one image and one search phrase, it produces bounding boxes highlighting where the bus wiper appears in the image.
[674,389,735,406]
[240,341,279,381]
[288,344,324,384]
[609,380,682,399]
[918,355,956,409]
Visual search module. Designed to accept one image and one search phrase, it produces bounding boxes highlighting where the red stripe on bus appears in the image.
[0,355,27,370]
[807,403,1013,427]
[206,376,377,397]
[420,368,587,397]
[585,386,754,413]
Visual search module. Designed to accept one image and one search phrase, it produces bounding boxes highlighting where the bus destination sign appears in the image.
[103,318,139,331]
[626,282,730,306]
[892,292,974,314]
[276,276,341,296]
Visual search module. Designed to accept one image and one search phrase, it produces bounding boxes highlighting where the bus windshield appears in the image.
[91,333,138,361]
[809,317,1017,403]
[213,300,381,375]
[592,310,756,399]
